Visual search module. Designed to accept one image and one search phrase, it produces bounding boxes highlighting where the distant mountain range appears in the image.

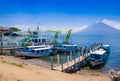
[73,22,120,35]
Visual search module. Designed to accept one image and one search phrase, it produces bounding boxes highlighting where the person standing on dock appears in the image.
[83,46,87,57]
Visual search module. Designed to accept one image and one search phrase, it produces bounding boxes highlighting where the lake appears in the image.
[1,34,120,73]
[71,34,120,73]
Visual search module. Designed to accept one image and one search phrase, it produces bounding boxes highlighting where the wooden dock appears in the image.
[54,53,90,71]
[0,46,23,55]
[51,43,102,72]
[2,46,23,50]
[51,47,92,72]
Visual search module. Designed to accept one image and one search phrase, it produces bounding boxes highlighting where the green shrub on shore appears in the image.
[21,43,32,46]
[1,60,24,68]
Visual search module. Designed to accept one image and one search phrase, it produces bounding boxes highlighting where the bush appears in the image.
[21,43,31,46]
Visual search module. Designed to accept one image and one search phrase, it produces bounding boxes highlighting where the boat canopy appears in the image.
[26,45,45,48]
[62,44,77,47]
[92,49,106,55]
[31,47,51,51]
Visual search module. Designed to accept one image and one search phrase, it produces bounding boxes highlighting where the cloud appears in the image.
[102,19,120,29]
[14,24,88,34]
[13,25,30,31]
[72,25,88,33]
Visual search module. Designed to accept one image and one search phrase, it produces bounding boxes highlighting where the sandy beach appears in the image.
[0,55,111,81]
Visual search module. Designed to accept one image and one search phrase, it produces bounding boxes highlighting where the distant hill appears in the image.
[73,22,120,35]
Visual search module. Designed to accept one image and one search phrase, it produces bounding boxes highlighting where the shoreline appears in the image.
[0,55,111,81]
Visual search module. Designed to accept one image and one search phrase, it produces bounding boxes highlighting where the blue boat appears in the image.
[20,45,53,57]
[88,48,109,69]
[22,45,47,52]
[54,44,78,53]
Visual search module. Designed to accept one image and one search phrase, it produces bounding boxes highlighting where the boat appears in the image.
[109,69,120,81]
[30,37,51,45]
[61,44,78,51]
[100,44,110,53]
[54,44,78,53]
[20,45,53,57]
[22,45,47,52]
[88,48,109,69]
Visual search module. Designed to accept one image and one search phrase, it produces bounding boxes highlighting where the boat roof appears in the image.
[102,44,110,47]
[62,44,77,47]
[27,45,45,48]
[92,49,106,55]
[30,37,50,39]
[32,47,51,51]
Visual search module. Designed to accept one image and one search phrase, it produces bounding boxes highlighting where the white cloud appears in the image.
[13,25,44,31]
[102,19,120,29]
[13,24,88,33]
[13,25,30,31]
[72,25,88,33]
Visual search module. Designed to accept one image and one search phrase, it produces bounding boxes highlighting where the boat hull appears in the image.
[88,60,105,69]
[87,48,109,69]
[20,52,52,58]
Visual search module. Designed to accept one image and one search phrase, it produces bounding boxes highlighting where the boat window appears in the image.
[90,54,102,59]
[41,50,44,52]
[32,39,34,42]
[39,39,40,43]
[25,48,29,50]
[31,50,35,53]
[35,39,37,43]
[36,50,40,53]
[42,39,45,43]
[46,50,48,52]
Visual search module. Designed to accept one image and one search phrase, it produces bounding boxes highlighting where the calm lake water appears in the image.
[71,34,120,73]
[2,34,120,73]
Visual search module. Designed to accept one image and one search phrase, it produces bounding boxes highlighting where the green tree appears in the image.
[64,29,72,44]
[9,27,21,31]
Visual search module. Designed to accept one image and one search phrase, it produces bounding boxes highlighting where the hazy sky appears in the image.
[0,0,120,31]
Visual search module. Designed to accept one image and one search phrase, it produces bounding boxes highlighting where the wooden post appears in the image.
[61,58,64,72]
[51,55,53,70]
[78,48,81,62]
[64,52,67,63]
[70,51,72,61]
[82,48,84,60]
[57,54,60,66]
[86,48,88,57]
[10,49,12,55]
[78,48,81,70]
[67,56,69,69]
[73,50,76,72]
[0,33,3,55]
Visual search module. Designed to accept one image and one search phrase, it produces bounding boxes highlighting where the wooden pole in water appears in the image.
[73,50,76,72]
[82,47,84,60]
[61,58,64,72]
[0,33,3,54]
[57,54,60,66]
[78,48,81,62]
[51,55,53,70]
[64,52,67,63]
[70,51,72,61]
[78,47,81,70]
[67,56,69,69]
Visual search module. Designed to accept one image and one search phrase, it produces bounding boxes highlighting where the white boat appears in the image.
[88,48,109,69]
[21,45,53,57]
